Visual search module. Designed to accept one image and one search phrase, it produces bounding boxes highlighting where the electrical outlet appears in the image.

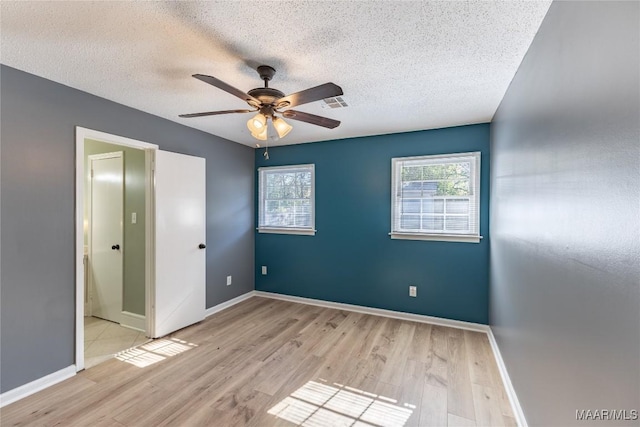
[261,266,267,275]
[131,212,137,224]
[226,275,232,286]
[409,286,417,297]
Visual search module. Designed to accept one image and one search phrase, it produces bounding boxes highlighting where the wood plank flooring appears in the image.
[1,297,516,426]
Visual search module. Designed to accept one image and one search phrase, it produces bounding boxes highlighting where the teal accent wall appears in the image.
[255,123,490,324]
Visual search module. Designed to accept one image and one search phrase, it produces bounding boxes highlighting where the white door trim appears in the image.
[75,127,158,371]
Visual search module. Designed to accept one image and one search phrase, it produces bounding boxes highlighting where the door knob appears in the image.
[111,244,120,250]
[198,243,206,249]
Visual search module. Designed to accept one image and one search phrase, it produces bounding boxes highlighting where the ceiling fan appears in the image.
[179,65,344,141]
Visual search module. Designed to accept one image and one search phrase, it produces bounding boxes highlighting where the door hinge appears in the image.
[90,169,94,178]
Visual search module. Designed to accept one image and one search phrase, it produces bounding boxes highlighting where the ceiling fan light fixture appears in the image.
[251,126,268,141]
[272,116,293,138]
[247,113,267,134]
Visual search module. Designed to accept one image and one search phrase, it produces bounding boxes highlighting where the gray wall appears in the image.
[0,65,255,393]
[490,2,639,425]
[85,139,146,315]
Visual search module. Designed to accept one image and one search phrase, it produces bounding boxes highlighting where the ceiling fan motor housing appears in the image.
[247,87,285,106]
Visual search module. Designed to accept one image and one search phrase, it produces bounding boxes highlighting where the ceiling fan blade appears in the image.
[277,83,343,109]
[192,74,261,105]
[282,110,341,129]
[179,109,255,118]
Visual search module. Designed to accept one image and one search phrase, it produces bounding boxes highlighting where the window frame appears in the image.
[390,152,482,243]
[258,163,316,236]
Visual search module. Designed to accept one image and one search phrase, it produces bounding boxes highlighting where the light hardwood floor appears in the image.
[1,297,516,426]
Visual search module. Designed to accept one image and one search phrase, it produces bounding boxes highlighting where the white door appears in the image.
[90,152,124,324]
[152,150,206,338]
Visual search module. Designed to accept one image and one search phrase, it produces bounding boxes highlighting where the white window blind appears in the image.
[258,164,315,235]
[391,152,481,242]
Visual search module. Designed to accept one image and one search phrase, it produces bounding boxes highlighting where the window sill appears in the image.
[389,232,482,243]
[258,227,316,236]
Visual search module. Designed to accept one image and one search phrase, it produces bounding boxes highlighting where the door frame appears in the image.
[75,127,158,371]
[87,151,124,322]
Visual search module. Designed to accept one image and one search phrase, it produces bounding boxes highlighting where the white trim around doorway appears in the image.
[75,127,158,372]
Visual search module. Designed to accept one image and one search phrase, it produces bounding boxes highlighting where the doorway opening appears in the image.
[75,128,158,371]
[76,127,207,372]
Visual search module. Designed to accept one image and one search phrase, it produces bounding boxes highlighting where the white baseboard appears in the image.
[253,291,490,333]
[205,291,256,318]
[0,365,76,408]
[487,328,528,427]
[121,311,145,332]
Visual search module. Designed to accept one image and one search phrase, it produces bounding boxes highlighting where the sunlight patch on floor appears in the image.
[115,338,197,368]
[268,379,413,427]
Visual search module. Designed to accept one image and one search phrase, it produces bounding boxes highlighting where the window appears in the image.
[391,152,481,243]
[258,164,315,235]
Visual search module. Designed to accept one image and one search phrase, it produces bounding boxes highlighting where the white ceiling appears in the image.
[0,1,551,147]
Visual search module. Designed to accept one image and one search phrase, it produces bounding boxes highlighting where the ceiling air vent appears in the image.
[321,96,348,109]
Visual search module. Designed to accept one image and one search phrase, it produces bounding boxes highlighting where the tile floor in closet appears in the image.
[84,316,149,369]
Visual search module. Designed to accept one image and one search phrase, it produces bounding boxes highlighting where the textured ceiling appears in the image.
[0,1,551,147]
